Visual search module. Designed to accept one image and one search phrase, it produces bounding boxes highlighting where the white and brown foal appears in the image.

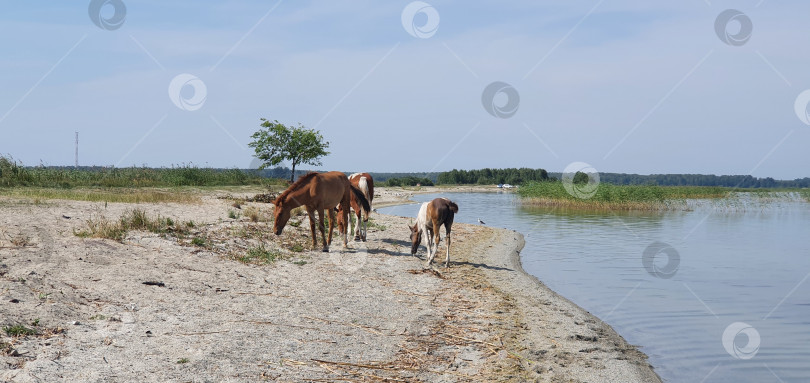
[408,197,458,268]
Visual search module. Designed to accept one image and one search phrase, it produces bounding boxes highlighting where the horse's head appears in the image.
[408,224,421,255]
[335,207,347,235]
[272,200,291,235]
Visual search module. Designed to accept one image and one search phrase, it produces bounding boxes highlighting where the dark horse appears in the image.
[337,172,374,241]
[273,171,370,252]
[408,197,458,268]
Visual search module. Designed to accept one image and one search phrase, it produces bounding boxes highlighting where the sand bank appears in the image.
[0,188,658,382]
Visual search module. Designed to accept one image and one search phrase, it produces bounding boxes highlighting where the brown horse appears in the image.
[408,197,458,268]
[337,172,374,241]
[273,171,370,252]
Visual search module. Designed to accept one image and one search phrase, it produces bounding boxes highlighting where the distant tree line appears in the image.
[437,168,550,185]
[366,172,439,183]
[246,167,442,183]
[385,176,434,187]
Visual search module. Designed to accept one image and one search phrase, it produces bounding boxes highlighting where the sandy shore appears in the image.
[0,187,660,382]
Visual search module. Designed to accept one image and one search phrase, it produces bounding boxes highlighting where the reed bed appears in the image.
[0,155,274,188]
[518,181,729,210]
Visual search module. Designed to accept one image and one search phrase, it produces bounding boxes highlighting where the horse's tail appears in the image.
[350,185,371,214]
[358,176,372,208]
[448,201,459,213]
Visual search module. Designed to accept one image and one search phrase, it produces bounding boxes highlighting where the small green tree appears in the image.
[248,119,330,182]
[573,171,590,184]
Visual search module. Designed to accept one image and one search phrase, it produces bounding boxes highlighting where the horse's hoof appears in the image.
[321,248,329,253]
[354,236,361,241]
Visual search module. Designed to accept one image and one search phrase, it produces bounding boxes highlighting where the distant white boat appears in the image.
[502,184,514,189]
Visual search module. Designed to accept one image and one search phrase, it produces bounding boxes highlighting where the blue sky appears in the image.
[1,0,808,179]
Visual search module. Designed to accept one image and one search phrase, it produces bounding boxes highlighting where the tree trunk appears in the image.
[290,162,296,183]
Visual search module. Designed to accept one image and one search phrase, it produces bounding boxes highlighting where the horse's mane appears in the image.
[274,172,319,205]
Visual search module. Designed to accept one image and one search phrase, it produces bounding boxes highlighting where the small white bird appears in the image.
[477,218,486,225]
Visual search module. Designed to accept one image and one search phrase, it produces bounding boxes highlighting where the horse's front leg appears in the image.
[433,229,442,266]
[327,207,337,247]
[340,204,349,248]
[424,227,436,266]
[317,209,328,252]
[307,208,317,249]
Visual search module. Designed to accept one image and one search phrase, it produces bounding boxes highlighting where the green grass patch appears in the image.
[367,217,386,231]
[3,324,37,337]
[191,236,207,247]
[0,155,288,203]
[290,243,305,253]
[177,358,190,364]
[518,181,729,210]
[237,244,281,264]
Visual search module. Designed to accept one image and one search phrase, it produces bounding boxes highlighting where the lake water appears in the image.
[378,192,810,383]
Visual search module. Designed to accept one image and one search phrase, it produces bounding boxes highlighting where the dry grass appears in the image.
[243,206,270,222]
[0,187,200,204]
[74,208,185,241]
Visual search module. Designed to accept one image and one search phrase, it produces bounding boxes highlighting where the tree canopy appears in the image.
[248,119,330,182]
